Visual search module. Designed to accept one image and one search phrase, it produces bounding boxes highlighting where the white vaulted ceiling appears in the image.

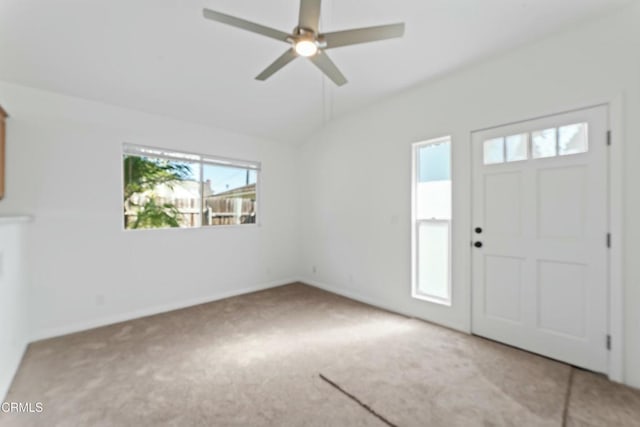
[0,0,631,143]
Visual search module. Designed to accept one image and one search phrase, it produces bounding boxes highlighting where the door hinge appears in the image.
[607,233,612,248]
[607,335,612,350]
[607,130,612,146]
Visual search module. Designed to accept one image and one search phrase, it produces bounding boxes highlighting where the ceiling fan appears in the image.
[202,0,405,86]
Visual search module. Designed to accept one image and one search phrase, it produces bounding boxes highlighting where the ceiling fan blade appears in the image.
[203,8,290,43]
[323,23,405,49]
[255,49,298,81]
[298,0,321,32]
[309,52,347,86]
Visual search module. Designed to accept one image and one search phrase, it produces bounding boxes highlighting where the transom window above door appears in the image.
[483,122,588,165]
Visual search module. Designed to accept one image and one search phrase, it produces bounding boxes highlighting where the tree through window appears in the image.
[123,144,260,230]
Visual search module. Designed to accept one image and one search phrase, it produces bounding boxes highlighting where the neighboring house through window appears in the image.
[123,144,260,230]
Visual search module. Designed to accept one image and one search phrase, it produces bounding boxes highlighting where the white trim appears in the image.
[301,278,417,319]
[30,278,297,342]
[608,95,624,383]
[0,216,32,225]
[122,142,261,170]
[254,160,262,227]
[121,222,261,233]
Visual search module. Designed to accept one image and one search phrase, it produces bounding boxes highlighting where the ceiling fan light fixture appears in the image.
[202,1,406,86]
[294,39,318,57]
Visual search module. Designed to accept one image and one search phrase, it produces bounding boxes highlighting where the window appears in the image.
[123,144,259,230]
[412,137,452,305]
[484,123,588,164]
[532,128,557,159]
[483,133,529,165]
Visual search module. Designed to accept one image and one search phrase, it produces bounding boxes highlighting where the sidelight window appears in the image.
[412,137,452,305]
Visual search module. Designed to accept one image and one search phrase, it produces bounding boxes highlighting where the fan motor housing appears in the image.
[290,27,327,49]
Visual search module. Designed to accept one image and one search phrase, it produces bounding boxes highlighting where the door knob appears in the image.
[475,227,483,234]
[474,241,483,248]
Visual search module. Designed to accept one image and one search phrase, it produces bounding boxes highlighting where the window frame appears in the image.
[483,122,589,165]
[411,136,453,306]
[122,143,261,231]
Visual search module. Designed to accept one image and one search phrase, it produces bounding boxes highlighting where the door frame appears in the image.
[468,97,624,382]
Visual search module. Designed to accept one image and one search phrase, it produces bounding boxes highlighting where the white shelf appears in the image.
[0,215,32,225]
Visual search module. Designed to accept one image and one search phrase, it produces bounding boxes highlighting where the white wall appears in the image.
[298,3,640,387]
[0,82,299,341]
[0,218,29,400]
[1,1,639,392]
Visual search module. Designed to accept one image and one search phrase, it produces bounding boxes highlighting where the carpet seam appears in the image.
[319,373,397,427]
[562,367,575,427]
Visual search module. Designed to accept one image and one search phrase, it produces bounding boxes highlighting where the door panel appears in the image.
[484,172,522,236]
[472,105,608,373]
[537,166,587,239]
[537,260,587,338]
[484,255,523,323]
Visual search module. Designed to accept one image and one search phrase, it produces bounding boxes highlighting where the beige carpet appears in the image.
[1,283,639,426]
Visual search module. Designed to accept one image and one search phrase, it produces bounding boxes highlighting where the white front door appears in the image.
[471,105,609,373]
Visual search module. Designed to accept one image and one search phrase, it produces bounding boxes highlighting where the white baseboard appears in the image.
[1,341,28,402]
[31,278,298,342]
[297,276,416,319]
[298,277,472,335]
